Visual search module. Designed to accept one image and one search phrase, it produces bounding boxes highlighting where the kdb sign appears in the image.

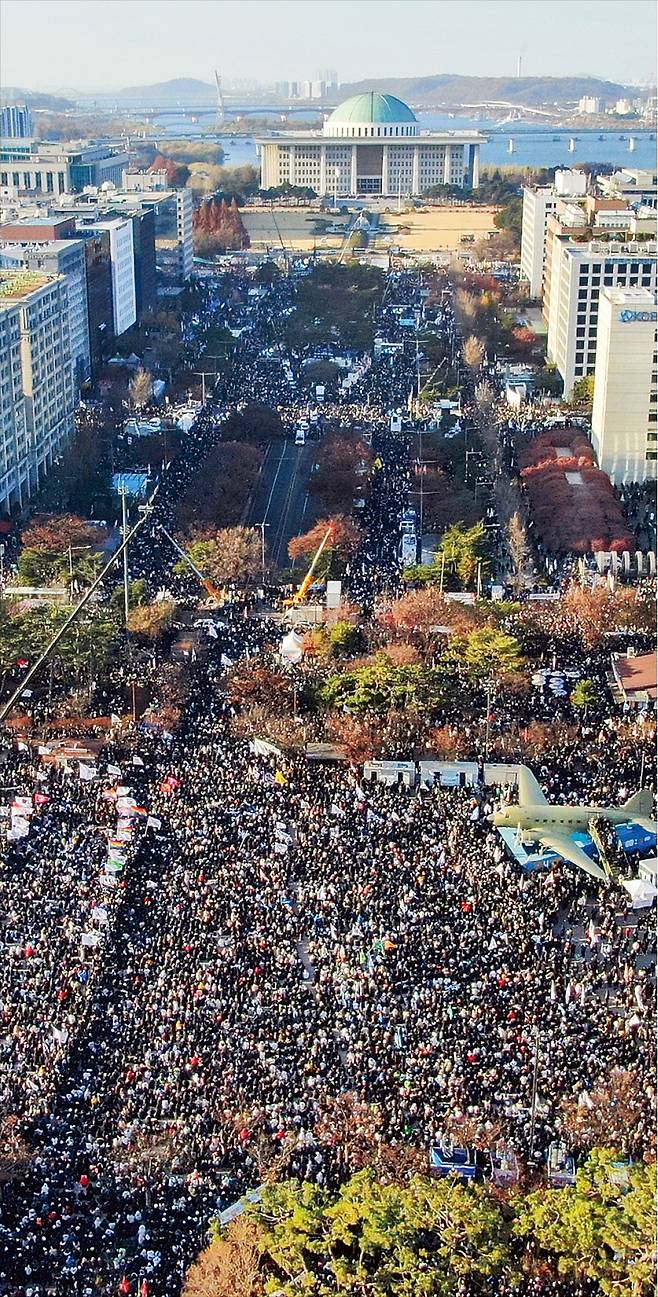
[619,310,658,323]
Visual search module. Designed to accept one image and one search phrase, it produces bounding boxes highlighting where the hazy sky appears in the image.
[2,0,656,93]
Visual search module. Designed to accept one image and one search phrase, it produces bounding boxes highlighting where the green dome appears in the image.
[327,92,417,126]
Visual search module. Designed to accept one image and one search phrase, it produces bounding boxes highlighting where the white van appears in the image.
[295,428,306,446]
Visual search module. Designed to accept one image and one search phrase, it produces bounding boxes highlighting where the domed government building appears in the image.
[257,91,485,197]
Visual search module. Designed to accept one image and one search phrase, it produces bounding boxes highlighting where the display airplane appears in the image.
[493,766,657,882]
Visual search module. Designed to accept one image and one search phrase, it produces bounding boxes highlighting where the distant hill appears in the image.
[115,77,215,103]
[329,74,635,109]
[2,87,75,111]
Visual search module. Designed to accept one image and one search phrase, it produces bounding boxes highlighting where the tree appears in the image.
[571,678,597,711]
[380,586,477,649]
[149,153,190,187]
[227,662,295,716]
[288,515,361,565]
[177,442,264,531]
[129,366,153,409]
[493,196,523,242]
[571,373,596,410]
[462,334,486,370]
[506,511,534,589]
[513,1150,657,1297]
[21,514,103,551]
[128,600,177,640]
[320,652,445,715]
[183,1214,263,1297]
[245,1169,510,1296]
[327,620,362,658]
[444,626,524,680]
[182,528,262,587]
[16,548,60,587]
[438,521,489,588]
[561,1069,654,1158]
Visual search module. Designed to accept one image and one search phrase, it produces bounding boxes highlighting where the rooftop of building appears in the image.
[0,237,84,257]
[563,237,656,258]
[612,651,657,701]
[600,285,657,303]
[0,268,54,299]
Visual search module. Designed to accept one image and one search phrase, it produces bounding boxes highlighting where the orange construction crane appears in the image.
[159,526,225,603]
[284,524,334,607]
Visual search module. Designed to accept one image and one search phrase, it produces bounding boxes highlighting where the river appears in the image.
[145,105,656,173]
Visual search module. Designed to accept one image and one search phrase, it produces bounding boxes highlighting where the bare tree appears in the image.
[463,335,486,371]
[507,511,533,588]
[561,1068,655,1157]
[129,366,153,410]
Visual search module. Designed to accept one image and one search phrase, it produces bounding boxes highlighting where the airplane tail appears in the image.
[622,790,654,819]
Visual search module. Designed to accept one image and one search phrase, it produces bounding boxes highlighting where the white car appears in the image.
[295,429,306,446]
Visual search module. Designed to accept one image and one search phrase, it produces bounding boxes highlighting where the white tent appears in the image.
[280,629,305,665]
[622,877,658,909]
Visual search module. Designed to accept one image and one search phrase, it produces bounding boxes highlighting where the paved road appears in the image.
[245,438,320,570]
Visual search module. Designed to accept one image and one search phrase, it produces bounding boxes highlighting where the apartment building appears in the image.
[0,270,75,514]
[591,287,657,484]
[0,234,91,385]
[546,238,657,397]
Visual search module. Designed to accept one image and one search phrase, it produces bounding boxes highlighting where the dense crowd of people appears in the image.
[0,264,654,1297]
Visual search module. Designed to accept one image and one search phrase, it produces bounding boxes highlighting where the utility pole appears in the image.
[417,426,424,540]
[258,521,269,578]
[193,371,216,405]
[0,492,157,727]
[120,488,130,630]
[528,1027,540,1161]
[484,677,493,759]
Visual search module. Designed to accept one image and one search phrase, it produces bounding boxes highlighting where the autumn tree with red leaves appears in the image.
[193,195,250,254]
[288,514,361,564]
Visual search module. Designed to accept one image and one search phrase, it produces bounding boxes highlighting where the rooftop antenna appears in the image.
[214,70,225,128]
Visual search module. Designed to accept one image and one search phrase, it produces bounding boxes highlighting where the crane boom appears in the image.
[159,526,224,603]
[285,525,334,607]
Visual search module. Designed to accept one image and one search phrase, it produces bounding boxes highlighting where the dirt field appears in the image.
[378,206,499,252]
[242,204,499,255]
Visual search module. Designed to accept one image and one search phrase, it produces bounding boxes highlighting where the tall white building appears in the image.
[82,216,136,334]
[546,239,657,397]
[176,188,194,281]
[520,170,587,299]
[0,269,75,514]
[591,287,657,484]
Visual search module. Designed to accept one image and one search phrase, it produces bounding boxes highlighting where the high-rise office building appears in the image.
[0,104,33,138]
[591,287,657,484]
[546,238,657,396]
[0,269,75,514]
[77,215,136,334]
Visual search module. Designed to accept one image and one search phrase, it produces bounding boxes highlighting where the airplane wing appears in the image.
[539,832,608,882]
[517,766,548,808]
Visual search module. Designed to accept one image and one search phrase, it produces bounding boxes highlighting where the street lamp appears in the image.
[257,521,270,580]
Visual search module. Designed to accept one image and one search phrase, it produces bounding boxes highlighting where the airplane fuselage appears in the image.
[494,804,653,833]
